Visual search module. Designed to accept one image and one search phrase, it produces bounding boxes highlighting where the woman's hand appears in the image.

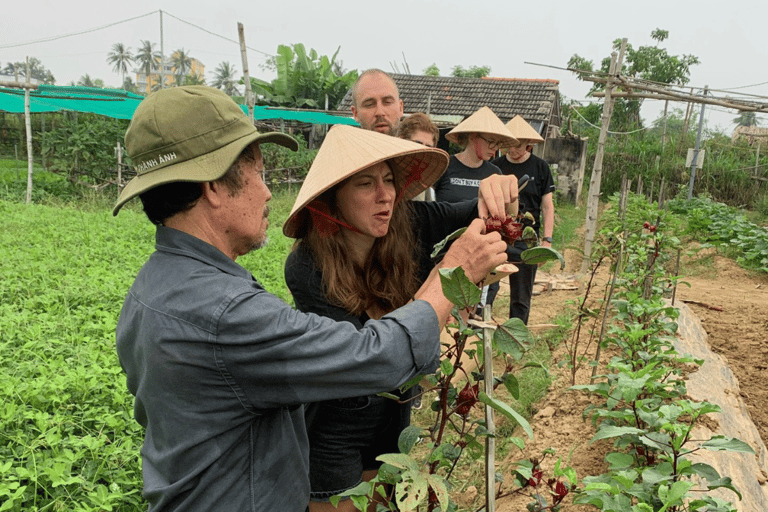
[477,174,518,219]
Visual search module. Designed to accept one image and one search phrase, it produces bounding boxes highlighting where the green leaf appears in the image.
[701,435,755,453]
[683,462,721,483]
[657,480,693,512]
[395,471,429,510]
[440,358,454,377]
[377,453,419,471]
[521,246,565,269]
[431,227,467,260]
[493,317,532,360]
[706,477,743,501]
[501,373,520,400]
[590,425,645,443]
[478,392,533,439]
[605,452,635,470]
[398,425,423,455]
[426,474,451,512]
[438,267,482,309]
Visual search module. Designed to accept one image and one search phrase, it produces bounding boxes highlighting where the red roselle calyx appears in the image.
[485,215,524,244]
[455,382,480,416]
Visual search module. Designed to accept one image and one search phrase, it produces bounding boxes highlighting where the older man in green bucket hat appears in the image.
[113,85,510,511]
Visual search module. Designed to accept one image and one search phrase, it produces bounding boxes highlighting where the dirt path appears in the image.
[490,246,768,511]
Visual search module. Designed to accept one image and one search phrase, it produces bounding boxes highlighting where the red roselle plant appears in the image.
[331,223,569,511]
[502,451,577,512]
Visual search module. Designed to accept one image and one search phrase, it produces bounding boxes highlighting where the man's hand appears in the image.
[478,174,519,219]
[440,218,508,283]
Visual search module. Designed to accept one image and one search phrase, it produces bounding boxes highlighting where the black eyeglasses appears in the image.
[478,135,507,150]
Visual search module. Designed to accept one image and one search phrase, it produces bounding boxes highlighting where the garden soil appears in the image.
[480,244,768,512]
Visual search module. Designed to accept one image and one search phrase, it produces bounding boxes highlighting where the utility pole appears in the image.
[582,38,627,272]
[159,10,165,89]
[237,23,254,125]
[687,86,707,199]
[25,57,33,204]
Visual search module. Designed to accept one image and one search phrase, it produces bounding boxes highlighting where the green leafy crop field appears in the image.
[0,190,297,511]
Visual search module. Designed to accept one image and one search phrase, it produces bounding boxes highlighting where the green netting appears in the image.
[247,105,358,126]
[0,84,144,119]
[0,84,359,125]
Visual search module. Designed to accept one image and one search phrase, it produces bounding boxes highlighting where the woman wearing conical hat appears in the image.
[431,106,519,315]
[431,106,518,204]
[491,114,554,325]
[283,124,518,511]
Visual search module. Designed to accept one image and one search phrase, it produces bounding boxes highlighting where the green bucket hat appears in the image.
[113,85,298,215]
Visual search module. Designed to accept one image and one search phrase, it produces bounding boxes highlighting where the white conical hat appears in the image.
[283,125,449,238]
[505,115,545,144]
[445,106,518,145]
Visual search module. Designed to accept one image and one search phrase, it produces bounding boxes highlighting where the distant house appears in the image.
[336,73,561,138]
[134,53,205,95]
[732,125,768,145]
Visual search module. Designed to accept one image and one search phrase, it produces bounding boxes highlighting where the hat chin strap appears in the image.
[307,201,364,237]
[473,138,485,160]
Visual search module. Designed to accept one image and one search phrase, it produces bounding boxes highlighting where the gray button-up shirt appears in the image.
[116,226,440,511]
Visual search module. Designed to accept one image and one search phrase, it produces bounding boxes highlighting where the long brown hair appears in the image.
[294,164,420,317]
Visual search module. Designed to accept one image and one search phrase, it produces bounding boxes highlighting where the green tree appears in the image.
[212,61,240,96]
[184,71,206,86]
[122,76,139,94]
[136,40,160,94]
[107,43,134,91]
[250,44,358,109]
[77,74,96,87]
[3,57,56,84]
[451,65,491,78]
[423,63,440,76]
[734,111,761,127]
[171,48,193,86]
[568,29,699,131]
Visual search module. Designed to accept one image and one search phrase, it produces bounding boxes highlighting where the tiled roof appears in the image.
[732,125,768,142]
[337,74,560,125]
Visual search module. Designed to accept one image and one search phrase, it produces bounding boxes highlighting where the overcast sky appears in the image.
[3,0,766,133]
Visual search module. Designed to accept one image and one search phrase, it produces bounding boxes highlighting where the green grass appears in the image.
[0,186,303,511]
[1,180,581,511]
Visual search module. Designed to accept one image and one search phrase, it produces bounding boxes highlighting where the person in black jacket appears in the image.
[283,125,518,511]
[492,115,555,324]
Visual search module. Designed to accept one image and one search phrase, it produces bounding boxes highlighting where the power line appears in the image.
[161,11,274,58]
[569,105,651,135]
[0,10,275,59]
[0,11,159,49]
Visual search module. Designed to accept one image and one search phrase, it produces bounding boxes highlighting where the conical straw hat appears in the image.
[445,106,518,145]
[283,125,449,238]
[505,115,544,143]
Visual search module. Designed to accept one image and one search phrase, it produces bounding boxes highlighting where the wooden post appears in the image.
[583,39,627,272]
[574,137,588,206]
[658,176,666,209]
[25,57,33,204]
[680,90,693,152]
[661,100,669,153]
[238,22,255,126]
[116,141,123,198]
[755,140,761,177]
[687,86,708,200]
[636,174,643,195]
[482,304,495,512]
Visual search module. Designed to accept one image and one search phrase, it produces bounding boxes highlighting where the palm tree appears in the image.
[107,43,134,91]
[136,40,160,94]
[734,111,760,127]
[171,48,193,86]
[212,61,240,96]
[78,74,95,87]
